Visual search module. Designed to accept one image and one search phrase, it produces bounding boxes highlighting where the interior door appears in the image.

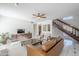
[33,24,37,37]
[38,25,42,35]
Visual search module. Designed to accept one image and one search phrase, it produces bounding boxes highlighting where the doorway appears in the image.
[38,25,42,36]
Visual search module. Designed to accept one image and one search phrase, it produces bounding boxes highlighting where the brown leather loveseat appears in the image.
[26,37,64,56]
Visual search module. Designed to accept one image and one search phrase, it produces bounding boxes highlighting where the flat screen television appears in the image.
[17,29,25,33]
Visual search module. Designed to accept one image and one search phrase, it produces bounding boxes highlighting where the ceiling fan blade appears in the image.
[40,14,46,17]
[32,14,37,16]
[32,13,47,19]
[41,17,47,18]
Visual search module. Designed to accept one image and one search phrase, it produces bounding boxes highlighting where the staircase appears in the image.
[53,19,79,42]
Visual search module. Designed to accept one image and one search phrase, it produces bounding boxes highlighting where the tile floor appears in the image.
[1,37,79,56]
[60,38,79,56]
[8,41,27,56]
[11,37,79,56]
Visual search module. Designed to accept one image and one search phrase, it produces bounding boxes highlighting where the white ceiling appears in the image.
[0,3,79,21]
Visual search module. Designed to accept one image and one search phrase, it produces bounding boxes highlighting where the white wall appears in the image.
[0,3,79,37]
[64,16,79,28]
[38,20,52,35]
[63,16,79,36]
[32,19,63,38]
[0,16,32,34]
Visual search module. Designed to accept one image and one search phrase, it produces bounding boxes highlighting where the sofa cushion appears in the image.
[41,39,56,52]
[50,36,62,43]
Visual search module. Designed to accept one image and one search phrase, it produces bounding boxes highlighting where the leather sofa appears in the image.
[26,37,64,56]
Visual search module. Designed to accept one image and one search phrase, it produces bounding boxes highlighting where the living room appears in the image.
[0,3,79,56]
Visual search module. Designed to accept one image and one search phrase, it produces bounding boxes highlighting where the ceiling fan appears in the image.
[32,13,47,20]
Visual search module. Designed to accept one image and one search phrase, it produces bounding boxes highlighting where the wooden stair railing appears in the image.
[53,19,79,41]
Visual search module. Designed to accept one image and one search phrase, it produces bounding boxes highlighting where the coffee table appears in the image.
[32,40,42,45]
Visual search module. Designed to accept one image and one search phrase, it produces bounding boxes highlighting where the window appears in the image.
[63,16,73,20]
[43,24,50,31]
